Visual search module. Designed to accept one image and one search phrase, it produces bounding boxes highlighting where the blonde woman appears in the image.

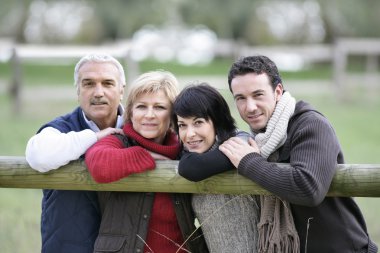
[85,71,208,253]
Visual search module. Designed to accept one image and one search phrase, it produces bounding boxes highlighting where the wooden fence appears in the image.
[4,38,380,113]
[333,38,380,100]
[0,156,380,197]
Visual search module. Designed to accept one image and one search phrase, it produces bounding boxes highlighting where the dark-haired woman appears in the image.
[173,83,260,253]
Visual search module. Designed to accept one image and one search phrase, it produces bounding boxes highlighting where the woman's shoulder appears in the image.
[234,129,252,141]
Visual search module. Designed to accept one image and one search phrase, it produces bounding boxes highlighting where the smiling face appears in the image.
[177,116,216,153]
[131,89,172,144]
[231,73,283,132]
[77,61,124,130]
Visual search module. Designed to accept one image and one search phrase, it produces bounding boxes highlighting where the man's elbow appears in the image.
[291,188,326,207]
[25,153,58,173]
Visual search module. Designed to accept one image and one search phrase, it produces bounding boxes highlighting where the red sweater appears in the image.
[85,123,187,252]
[85,123,179,183]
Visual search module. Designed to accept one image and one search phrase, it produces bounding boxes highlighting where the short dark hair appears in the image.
[227,55,283,91]
[173,83,236,142]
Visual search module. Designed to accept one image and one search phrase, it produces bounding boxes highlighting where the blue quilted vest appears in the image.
[38,107,100,253]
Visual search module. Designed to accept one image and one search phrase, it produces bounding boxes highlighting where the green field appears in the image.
[0,60,379,252]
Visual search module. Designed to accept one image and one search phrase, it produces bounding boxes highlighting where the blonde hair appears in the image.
[124,70,179,123]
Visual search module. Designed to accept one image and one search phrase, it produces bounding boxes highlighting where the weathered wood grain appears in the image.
[1,156,379,197]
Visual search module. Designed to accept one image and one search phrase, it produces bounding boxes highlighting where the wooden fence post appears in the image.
[9,47,22,114]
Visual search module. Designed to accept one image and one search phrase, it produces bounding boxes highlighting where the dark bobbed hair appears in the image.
[227,55,283,92]
[173,83,237,143]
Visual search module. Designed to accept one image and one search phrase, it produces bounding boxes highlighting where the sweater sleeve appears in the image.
[85,135,155,183]
[25,127,97,172]
[238,111,341,206]
[178,148,235,182]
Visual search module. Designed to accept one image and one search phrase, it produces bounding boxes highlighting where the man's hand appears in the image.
[219,136,260,167]
[96,127,124,140]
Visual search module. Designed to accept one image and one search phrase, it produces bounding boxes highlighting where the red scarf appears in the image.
[124,123,186,253]
[123,123,180,160]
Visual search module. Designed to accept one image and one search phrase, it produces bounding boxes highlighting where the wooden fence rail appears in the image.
[1,156,380,197]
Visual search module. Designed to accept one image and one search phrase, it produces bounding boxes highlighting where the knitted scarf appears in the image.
[123,123,180,160]
[123,123,185,253]
[253,91,300,253]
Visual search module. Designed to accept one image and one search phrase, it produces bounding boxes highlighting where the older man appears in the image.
[25,53,125,253]
[219,55,377,253]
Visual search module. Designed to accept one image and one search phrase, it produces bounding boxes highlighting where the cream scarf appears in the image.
[252,91,300,253]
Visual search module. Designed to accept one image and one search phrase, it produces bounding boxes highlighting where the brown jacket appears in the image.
[95,191,209,253]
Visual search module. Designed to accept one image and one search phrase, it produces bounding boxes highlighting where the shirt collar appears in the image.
[82,104,124,132]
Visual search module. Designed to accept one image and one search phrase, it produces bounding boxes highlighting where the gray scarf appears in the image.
[252,91,300,253]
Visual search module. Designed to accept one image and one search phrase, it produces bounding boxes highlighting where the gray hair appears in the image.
[74,53,126,89]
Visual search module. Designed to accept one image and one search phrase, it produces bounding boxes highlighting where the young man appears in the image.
[219,55,377,253]
[25,53,125,253]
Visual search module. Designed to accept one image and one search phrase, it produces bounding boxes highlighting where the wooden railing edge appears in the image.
[1,156,380,197]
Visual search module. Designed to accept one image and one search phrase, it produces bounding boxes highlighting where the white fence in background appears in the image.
[2,38,380,113]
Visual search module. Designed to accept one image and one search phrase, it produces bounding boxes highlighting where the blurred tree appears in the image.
[319,0,380,41]
[88,0,163,41]
[179,0,258,40]
[1,0,380,45]
[0,0,33,43]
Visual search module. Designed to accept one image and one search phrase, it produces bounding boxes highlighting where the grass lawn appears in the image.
[0,59,379,252]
